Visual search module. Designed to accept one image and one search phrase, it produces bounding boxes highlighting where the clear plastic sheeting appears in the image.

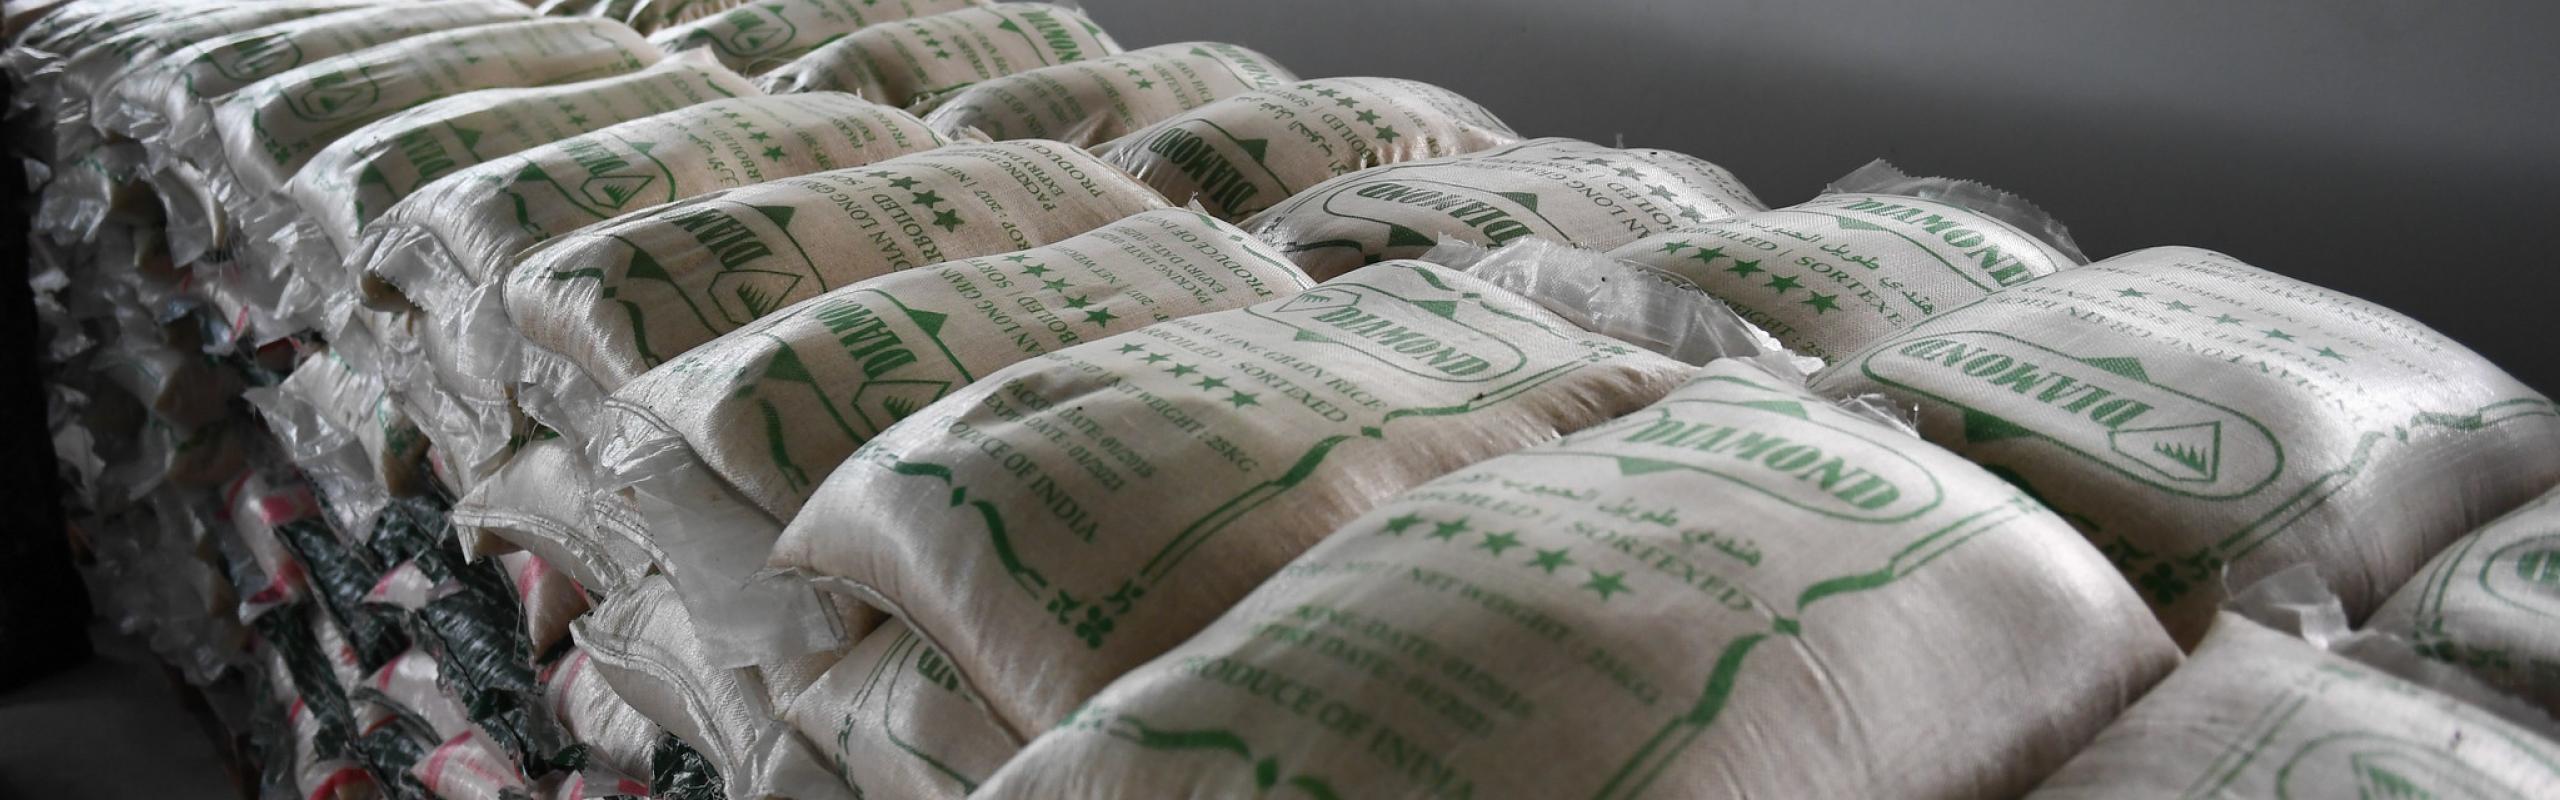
[978,358,2178,798]
[1244,137,1766,280]
[1808,246,2560,643]
[754,3,1120,108]
[920,41,1295,148]
[1099,76,1519,221]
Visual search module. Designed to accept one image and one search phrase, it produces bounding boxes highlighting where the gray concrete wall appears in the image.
[1085,0,2560,390]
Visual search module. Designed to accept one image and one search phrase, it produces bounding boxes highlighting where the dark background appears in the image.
[1091,0,2560,392]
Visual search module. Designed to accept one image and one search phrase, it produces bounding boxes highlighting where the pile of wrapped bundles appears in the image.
[12,1,2560,797]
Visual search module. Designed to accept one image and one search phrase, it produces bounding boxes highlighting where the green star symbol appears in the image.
[2263,328,2296,341]
[2212,313,2242,325]
[934,49,950,59]
[1194,375,1228,390]
[1082,307,1118,326]
[1004,254,1030,263]
[1582,570,1631,600]
[1615,167,1642,178]
[1657,241,1690,255]
[2117,288,2148,298]
[1021,263,1052,277]
[1582,157,1611,166]
[1428,518,1470,541]
[1381,513,1424,535]
[1042,278,1070,292]
[1725,258,1762,277]
[568,115,589,126]
[1168,363,1198,377]
[932,209,964,231]
[1677,204,1705,221]
[922,37,941,46]
[1527,548,1573,574]
[738,120,758,130]
[1313,87,1339,97]
[1804,292,1839,314]
[2315,346,2347,361]
[1134,79,1154,89]
[1355,110,1379,124]
[1141,353,1170,364]
[1765,274,1802,293]
[1335,95,1359,107]
[762,146,785,161]
[1225,390,1260,408]
[2164,300,2197,312]
[750,131,772,142]
[1115,343,1144,354]
[911,190,944,206]
[1690,246,1726,264]
[1647,185,1676,200]
[1062,294,1092,309]
[1477,531,1521,555]
[1373,126,1399,142]
[887,176,920,189]
[1124,67,1144,77]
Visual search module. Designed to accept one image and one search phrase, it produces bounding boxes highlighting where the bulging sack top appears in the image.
[1606,187,2080,362]
[2368,484,2560,717]
[754,3,1120,108]
[209,17,661,212]
[503,138,1168,392]
[768,259,1706,735]
[357,90,945,313]
[977,359,2178,799]
[50,0,370,144]
[275,345,431,498]
[594,208,1314,525]
[1100,76,1520,222]
[782,619,1022,799]
[919,41,1295,148]
[649,0,988,76]
[1808,245,2560,643]
[1246,137,1767,280]
[282,51,761,290]
[2026,612,2560,797]
[101,1,534,141]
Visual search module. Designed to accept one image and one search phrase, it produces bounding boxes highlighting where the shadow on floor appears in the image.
[0,625,243,800]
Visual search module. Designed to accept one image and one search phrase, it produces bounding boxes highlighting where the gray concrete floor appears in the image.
[0,626,243,800]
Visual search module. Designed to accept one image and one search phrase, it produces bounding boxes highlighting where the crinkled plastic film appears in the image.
[1825,158,2088,263]
[919,41,1295,148]
[1426,236,1802,369]
[754,3,1120,108]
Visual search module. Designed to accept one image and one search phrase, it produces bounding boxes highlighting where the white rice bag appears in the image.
[1099,76,1520,221]
[754,3,1118,109]
[2368,484,2560,716]
[781,619,1022,798]
[919,41,1294,148]
[649,0,987,76]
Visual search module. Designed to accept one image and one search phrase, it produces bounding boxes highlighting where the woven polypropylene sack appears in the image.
[648,0,986,76]
[539,647,664,781]
[769,260,1706,735]
[357,91,944,316]
[2367,484,2560,716]
[47,0,371,155]
[201,17,661,246]
[222,467,320,615]
[977,358,2178,798]
[594,208,1312,527]
[781,619,1020,798]
[452,435,662,596]
[503,138,1167,395]
[353,650,476,743]
[95,1,531,142]
[2027,612,2560,797]
[572,574,858,800]
[410,729,530,800]
[276,346,431,498]
[280,51,762,305]
[1100,76,1519,222]
[754,3,1118,108]
[1605,177,2082,362]
[287,693,381,800]
[919,41,1294,148]
[498,550,592,658]
[1244,137,1766,281]
[1808,246,2560,643]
